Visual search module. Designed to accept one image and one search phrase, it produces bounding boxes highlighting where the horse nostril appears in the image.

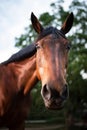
[41,84,69,102]
[61,84,68,100]
[41,84,51,101]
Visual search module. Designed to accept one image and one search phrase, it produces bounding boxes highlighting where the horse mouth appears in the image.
[44,99,64,110]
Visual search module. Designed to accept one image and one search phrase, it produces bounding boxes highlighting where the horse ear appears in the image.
[60,12,74,35]
[31,12,43,34]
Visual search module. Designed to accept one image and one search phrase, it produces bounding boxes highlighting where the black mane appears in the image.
[1,43,37,65]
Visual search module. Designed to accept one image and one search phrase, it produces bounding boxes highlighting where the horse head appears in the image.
[31,12,74,109]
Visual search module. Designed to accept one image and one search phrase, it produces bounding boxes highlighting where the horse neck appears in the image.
[9,55,38,95]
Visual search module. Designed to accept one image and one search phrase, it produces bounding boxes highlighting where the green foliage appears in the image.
[15,0,87,120]
[39,12,55,26]
[15,25,37,48]
[67,0,87,112]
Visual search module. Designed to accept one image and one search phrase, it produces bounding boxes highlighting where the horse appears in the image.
[0,12,74,130]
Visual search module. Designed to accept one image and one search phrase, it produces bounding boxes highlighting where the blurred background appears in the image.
[0,0,87,130]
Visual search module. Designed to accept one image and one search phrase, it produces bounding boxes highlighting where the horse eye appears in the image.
[36,44,41,49]
[66,43,71,50]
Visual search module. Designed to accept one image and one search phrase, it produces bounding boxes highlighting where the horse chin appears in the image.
[44,100,64,110]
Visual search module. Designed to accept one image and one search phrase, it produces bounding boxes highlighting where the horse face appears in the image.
[31,12,74,109]
[36,34,70,109]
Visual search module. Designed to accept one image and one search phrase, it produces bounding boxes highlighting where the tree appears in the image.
[67,0,87,114]
[15,0,87,120]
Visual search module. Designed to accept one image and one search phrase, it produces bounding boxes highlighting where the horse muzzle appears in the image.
[41,84,69,110]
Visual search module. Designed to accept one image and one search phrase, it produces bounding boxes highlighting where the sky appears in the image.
[0,0,72,62]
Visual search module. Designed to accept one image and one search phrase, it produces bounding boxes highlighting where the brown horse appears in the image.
[0,12,74,129]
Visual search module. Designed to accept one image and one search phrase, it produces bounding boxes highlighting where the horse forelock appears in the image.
[37,26,66,41]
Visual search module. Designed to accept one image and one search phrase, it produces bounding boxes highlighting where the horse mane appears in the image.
[1,27,65,65]
[1,43,37,65]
